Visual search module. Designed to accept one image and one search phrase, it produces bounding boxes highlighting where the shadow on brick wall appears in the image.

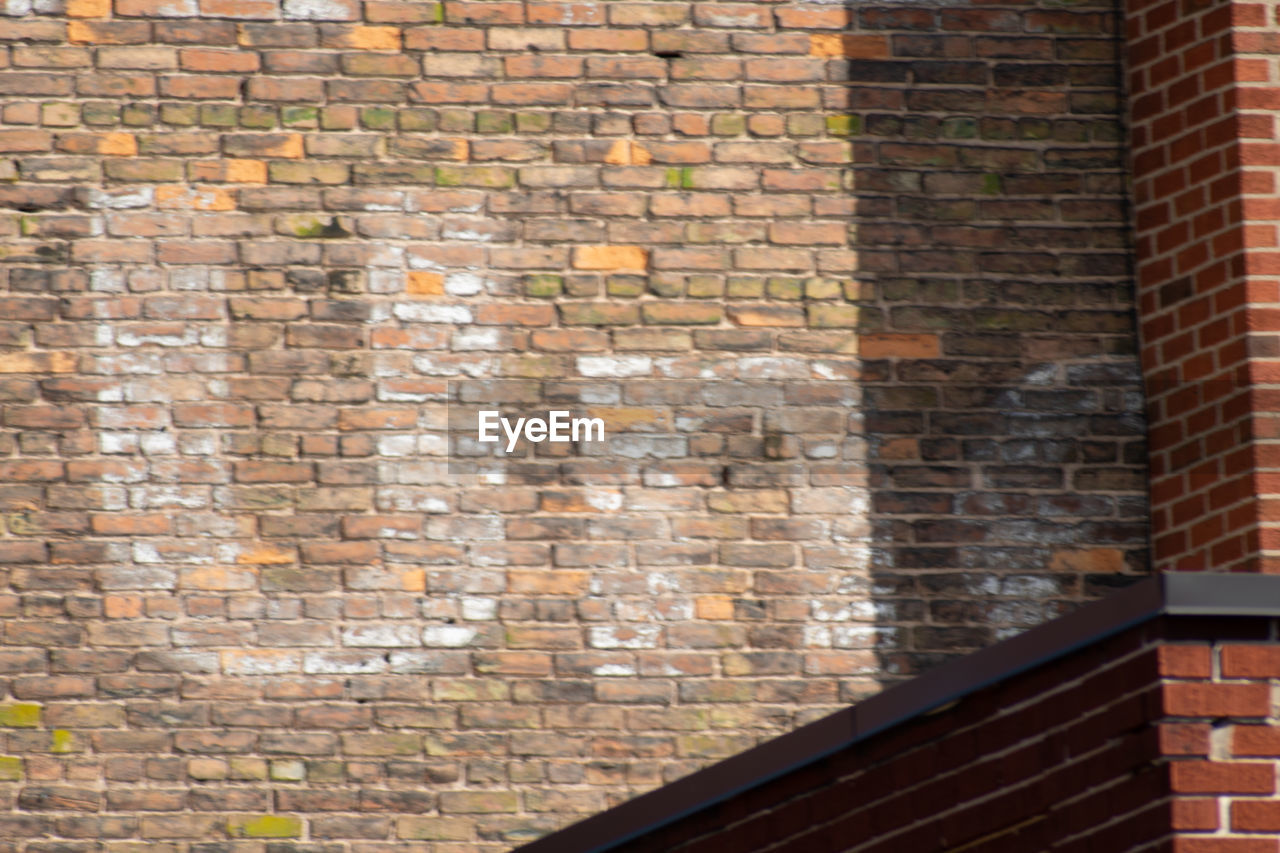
[828,0,1152,690]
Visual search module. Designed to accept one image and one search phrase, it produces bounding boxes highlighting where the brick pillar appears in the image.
[1126,0,1280,571]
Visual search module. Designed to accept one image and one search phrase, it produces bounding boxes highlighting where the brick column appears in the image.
[1126,0,1280,571]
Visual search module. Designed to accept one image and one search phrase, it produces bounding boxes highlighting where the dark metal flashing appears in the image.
[515,573,1280,853]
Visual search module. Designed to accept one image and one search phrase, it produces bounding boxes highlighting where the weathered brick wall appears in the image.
[587,617,1280,853]
[0,0,1144,848]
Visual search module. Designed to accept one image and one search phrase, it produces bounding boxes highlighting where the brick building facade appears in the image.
[0,0,1158,849]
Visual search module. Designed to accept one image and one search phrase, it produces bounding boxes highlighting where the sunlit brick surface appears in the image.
[0,0,1144,847]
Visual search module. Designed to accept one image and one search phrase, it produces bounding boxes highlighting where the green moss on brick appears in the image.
[826,115,862,137]
[788,114,825,137]
[687,275,724,298]
[727,276,765,299]
[50,729,75,753]
[307,760,344,783]
[516,112,551,133]
[648,273,684,298]
[942,117,977,139]
[291,220,326,238]
[82,102,120,126]
[476,111,513,134]
[437,110,472,132]
[229,758,268,780]
[524,275,563,298]
[767,278,803,301]
[282,106,319,128]
[239,106,277,129]
[0,704,40,728]
[159,104,197,127]
[711,113,745,136]
[804,277,843,300]
[290,217,351,239]
[0,757,21,781]
[227,815,303,838]
[433,166,513,188]
[121,104,155,127]
[399,109,436,132]
[982,173,1002,195]
[606,275,646,298]
[808,305,861,328]
[200,104,237,127]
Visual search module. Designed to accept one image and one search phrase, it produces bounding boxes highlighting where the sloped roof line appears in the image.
[516,573,1280,853]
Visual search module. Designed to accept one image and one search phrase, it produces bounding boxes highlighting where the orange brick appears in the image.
[179,48,261,73]
[507,571,589,595]
[199,0,279,17]
[189,159,267,183]
[116,0,199,16]
[181,567,258,591]
[66,0,110,15]
[0,352,76,373]
[603,140,652,166]
[695,597,733,620]
[572,245,649,271]
[100,133,138,156]
[809,34,889,58]
[155,185,235,211]
[69,20,151,43]
[347,26,402,50]
[776,6,846,28]
[104,595,143,619]
[55,132,136,156]
[90,514,171,536]
[235,546,298,565]
[406,272,444,297]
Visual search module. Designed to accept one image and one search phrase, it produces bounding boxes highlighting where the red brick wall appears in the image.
[0,0,1143,847]
[602,617,1280,852]
[1125,0,1280,572]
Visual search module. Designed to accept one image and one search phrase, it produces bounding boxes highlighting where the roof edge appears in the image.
[515,573,1280,853]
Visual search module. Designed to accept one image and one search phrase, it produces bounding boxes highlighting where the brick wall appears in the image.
[586,615,1280,853]
[1126,0,1280,572]
[0,0,1145,848]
